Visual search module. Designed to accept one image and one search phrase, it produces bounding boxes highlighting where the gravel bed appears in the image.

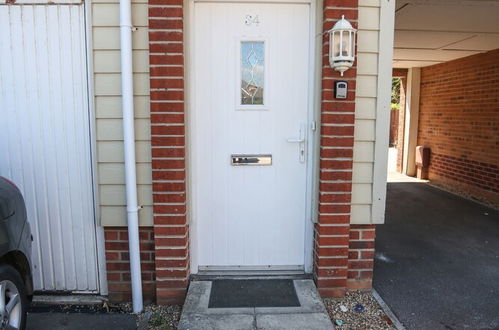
[323,291,395,330]
[28,302,133,314]
[138,304,182,330]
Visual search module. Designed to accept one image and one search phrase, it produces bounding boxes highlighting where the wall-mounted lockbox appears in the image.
[335,81,348,99]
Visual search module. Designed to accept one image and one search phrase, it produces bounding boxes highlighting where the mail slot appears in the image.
[231,154,272,166]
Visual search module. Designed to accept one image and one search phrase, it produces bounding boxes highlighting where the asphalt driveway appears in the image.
[374,182,499,330]
[27,312,137,330]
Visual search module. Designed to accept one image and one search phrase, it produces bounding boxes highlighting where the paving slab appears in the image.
[256,313,333,330]
[178,279,333,330]
[27,312,137,330]
[178,313,255,330]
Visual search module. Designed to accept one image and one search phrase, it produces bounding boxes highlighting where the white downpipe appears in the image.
[119,0,143,313]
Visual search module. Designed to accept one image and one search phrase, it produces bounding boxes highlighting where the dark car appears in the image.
[0,177,33,330]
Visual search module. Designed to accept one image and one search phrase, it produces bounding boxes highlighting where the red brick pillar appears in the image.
[314,0,358,298]
[347,225,375,289]
[148,2,190,304]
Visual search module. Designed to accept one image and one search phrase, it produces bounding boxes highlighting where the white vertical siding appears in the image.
[0,5,99,291]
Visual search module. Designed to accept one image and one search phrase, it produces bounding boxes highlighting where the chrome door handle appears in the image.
[287,138,305,143]
[287,124,306,163]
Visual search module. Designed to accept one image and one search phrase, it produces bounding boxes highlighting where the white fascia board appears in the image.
[371,0,395,224]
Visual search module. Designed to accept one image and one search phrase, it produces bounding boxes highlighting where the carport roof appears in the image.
[393,0,499,68]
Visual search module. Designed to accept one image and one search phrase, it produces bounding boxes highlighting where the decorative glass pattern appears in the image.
[241,42,264,105]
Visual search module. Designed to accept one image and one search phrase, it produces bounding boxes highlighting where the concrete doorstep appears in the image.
[178,280,334,330]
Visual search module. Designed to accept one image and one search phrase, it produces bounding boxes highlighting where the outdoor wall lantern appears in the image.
[329,15,357,76]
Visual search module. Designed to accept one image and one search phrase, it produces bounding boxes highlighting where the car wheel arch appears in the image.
[0,250,33,299]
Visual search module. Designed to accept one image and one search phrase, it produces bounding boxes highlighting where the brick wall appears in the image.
[389,109,398,147]
[314,0,358,298]
[347,225,375,290]
[418,49,499,205]
[148,0,190,304]
[104,227,156,303]
[392,69,407,173]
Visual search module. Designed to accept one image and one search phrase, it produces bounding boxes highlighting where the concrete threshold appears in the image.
[178,280,334,330]
[191,273,313,281]
[33,294,108,305]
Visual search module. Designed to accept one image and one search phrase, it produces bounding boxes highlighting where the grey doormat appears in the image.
[208,279,301,308]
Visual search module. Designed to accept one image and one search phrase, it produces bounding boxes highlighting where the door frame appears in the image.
[84,0,107,295]
[186,0,318,274]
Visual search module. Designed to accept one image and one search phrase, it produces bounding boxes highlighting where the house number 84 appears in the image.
[245,15,260,26]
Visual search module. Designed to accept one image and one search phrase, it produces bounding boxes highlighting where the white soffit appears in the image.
[449,34,499,50]
[394,48,479,61]
[393,0,499,68]
[393,60,442,68]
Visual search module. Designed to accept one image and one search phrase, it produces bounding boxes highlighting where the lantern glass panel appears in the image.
[341,30,349,57]
[333,31,341,57]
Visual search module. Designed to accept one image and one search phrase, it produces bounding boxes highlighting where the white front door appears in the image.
[191,2,312,270]
[0,6,100,292]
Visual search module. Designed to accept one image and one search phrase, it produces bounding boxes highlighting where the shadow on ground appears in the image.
[26,304,137,330]
[374,182,499,330]
[27,312,137,330]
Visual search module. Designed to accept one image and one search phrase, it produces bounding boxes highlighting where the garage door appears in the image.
[0,4,100,292]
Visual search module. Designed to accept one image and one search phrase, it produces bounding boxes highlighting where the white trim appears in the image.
[309,0,322,227]
[371,0,395,224]
[199,265,303,271]
[84,0,108,295]
[185,0,198,274]
[197,265,305,276]
[303,0,318,273]
[187,0,317,274]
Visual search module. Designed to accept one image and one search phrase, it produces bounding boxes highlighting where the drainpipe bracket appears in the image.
[120,24,137,32]
[126,205,143,213]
